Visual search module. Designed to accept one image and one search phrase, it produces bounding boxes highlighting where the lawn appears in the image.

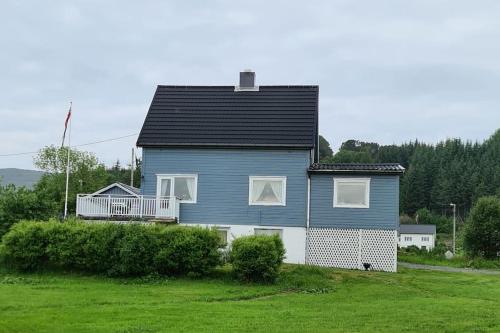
[1,265,499,333]
[398,251,500,270]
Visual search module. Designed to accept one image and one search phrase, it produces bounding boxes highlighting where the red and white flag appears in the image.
[61,104,72,147]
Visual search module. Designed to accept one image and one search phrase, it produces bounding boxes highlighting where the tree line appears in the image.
[0,146,140,237]
[320,129,500,217]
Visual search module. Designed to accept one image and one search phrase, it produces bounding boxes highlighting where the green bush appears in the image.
[464,196,500,259]
[400,242,448,258]
[0,221,223,277]
[230,235,285,283]
[402,245,421,254]
[399,214,415,225]
[154,226,222,276]
[431,242,448,255]
[0,185,57,238]
[0,220,49,270]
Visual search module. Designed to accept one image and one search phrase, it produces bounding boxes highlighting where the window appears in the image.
[254,228,283,238]
[404,236,412,242]
[249,176,286,206]
[333,178,370,208]
[217,228,229,245]
[421,236,429,242]
[156,174,198,203]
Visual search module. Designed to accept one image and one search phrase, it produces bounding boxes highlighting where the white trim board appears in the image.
[90,183,139,197]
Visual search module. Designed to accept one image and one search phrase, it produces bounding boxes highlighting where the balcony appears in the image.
[76,194,180,221]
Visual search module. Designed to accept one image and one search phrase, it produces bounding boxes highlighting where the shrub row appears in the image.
[0,221,223,277]
[0,220,287,282]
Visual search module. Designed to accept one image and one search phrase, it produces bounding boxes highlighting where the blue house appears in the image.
[77,71,404,272]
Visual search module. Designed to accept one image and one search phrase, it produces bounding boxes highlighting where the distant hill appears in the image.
[0,168,44,188]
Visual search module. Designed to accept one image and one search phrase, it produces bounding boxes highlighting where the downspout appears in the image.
[305,174,311,264]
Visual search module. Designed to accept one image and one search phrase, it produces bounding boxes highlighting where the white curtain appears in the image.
[253,179,283,204]
[160,178,171,197]
[269,180,283,202]
[174,177,194,201]
[252,180,267,202]
[185,178,194,200]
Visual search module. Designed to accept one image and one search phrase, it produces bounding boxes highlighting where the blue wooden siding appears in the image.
[100,186,133,197]
[310,175,399,230]
[142,148,310,227]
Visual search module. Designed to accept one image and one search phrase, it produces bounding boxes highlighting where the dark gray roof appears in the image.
[136,85,319,149]
[308,163,405,175]
[399,224,436,235]
[117,182,141,195]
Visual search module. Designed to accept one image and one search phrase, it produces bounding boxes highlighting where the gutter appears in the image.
[307,170,405,176]
[137,143,315,149]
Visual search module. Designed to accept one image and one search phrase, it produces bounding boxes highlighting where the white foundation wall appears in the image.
[307,228,398,272]
[183,223,307,264]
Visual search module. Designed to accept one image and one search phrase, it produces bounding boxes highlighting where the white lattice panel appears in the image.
[360,229,397,272]
[307,228,360,269]
[307,228,397,272]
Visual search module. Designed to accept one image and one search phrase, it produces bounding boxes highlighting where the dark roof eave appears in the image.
[136,142,314,149]
[308,169,405,175]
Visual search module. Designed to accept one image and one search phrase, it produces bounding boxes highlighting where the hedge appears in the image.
[0,221,223,277]
[230,234,285,283]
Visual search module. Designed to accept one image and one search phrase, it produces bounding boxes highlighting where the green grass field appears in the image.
[1,265,499,332]
[398,252,500,269]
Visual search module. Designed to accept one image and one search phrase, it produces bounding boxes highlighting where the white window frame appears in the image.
[156,174,198,203]
[421,236,430,242]
[248,176,287,206]
[404,236,412,242]
[333,177,370,209]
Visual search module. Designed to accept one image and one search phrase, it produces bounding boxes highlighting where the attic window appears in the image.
[333,178,370,208]
[249,176,286,206]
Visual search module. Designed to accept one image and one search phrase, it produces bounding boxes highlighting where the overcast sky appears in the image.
[1,0,499,170]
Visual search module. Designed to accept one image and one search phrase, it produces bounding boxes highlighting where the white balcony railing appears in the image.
[76,194,180,220]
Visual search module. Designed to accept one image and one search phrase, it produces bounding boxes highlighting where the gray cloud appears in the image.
[1,0,499,169]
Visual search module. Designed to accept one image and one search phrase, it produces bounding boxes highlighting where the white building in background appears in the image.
[398,224,436,251]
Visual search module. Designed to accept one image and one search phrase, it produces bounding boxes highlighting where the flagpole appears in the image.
[63,102,72,219]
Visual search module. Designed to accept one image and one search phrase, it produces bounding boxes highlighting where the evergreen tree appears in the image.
[318,135,333,162]
[331,129,500,217]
